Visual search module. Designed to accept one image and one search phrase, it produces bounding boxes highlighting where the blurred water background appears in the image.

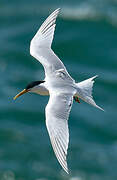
[0,0,117,180]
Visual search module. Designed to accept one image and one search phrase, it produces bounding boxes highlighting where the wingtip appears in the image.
[55,8,61,12]
[99,106,105,112]
[94,75,98,79]
[66,168,69,174]
[62,165,69,174]
[51,8,60,15]
[95,104,104,112]
[91,75,98,81]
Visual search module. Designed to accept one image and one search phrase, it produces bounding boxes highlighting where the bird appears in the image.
[14,8,103,174]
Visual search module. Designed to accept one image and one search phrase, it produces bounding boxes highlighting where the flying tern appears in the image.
[14,8,103,174]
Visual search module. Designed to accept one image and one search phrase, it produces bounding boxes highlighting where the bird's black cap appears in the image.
[26,81,45,90]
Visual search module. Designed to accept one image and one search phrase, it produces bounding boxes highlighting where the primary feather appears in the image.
[46,92,73,173]
[30,8,74,82]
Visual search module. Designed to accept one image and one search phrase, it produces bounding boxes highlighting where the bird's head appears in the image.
[13,81,45,100]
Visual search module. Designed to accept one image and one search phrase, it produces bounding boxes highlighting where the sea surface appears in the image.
[0,0,117,180]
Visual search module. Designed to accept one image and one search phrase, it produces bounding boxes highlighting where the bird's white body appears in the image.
[18,8,103,173]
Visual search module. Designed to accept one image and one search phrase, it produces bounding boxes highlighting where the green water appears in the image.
[0,1,117,180]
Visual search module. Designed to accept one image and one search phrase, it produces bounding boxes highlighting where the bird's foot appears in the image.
[73,96,80,103]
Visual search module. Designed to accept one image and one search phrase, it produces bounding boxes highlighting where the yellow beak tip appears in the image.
[13,89,27,100]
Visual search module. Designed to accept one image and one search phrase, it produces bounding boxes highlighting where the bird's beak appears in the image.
[13,89,28,100]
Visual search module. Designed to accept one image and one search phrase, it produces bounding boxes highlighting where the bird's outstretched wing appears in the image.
[30,8,73,82]
[45,92,73,174]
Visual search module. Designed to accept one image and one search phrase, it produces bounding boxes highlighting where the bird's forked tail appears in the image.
[75,75,104,111]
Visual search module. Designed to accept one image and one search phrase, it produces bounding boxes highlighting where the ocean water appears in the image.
[0,0,117,180]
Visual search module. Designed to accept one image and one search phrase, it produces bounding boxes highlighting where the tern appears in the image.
[14,8,103,174]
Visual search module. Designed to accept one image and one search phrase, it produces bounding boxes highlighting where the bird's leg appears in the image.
[73,96,80,103]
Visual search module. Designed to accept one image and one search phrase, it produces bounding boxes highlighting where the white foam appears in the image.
[58,3,117,27]
[60,4,100,20]
[70,177,83,180]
